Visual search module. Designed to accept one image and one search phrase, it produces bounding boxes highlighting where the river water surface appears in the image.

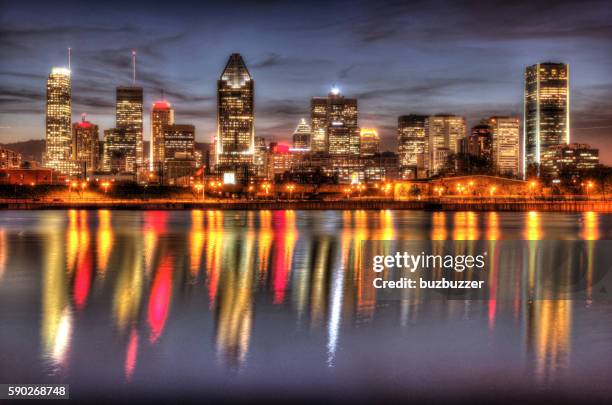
[0,210,611,402]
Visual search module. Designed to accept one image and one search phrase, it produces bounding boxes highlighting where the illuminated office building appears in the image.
[464,122,492,160]
[426,115,466,176]
[0,147,21,169]
[397,115,427,178]
[310,88,359,155]
[524,62,570,174]
[164,124,196,183]
[216,53,254,181]
[292,118,311,150]
[102,128,129,173]
[542,143,598,178]
[151,100,174,172]
[45,67,76,174]
[489,117,520,177]
[359,128,380,156]
[116,86,143,173]
[72,115,99,175]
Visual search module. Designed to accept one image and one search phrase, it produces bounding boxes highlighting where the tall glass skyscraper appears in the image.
[45,67,74,174]
[524,62,570,175]
[116,86,143,173]
[216,53,254,179]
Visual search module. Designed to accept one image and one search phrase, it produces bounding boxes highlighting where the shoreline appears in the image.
[1,199,611,212]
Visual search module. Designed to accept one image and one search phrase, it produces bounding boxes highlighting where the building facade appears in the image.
[116,86,144,173]
[44,67,75,175]
[489,116,520,177]
[465,122,492,160]
[310,88,359,155]
[292,118,311,150]
[524,62,570,174]
[426,115,466,176]
[397,115,427,179]
[102,128,130,173]
[216,53,254,181]
[72,116,99,175]
[0,147,22,169]
[151,100,174,173]
[164,124,196,183]
[541,143,599,178]
[359,128,380,156]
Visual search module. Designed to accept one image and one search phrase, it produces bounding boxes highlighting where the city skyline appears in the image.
[1,0,611,164]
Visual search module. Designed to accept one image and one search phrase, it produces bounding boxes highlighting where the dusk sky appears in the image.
[1,0,611,163]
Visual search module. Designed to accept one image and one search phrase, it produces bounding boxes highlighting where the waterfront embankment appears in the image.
[1,198,611,212]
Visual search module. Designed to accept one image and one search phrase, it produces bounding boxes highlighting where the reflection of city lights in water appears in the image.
[271,211,297,304]
[97,210,113,274]
[486,212,500,241]
[453,211,478,240]
[581,211,599,241]
[190,210,205,278]
[148,255,173,343]
[73,248,92,310]
[51,308,73,365]
[42,217,72,371]
[431,212,447,240]
[125,328,139,381]
[0,229,6,280]
[525,211,542,240]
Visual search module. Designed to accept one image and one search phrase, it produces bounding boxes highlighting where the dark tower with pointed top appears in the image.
[216,53,254,180]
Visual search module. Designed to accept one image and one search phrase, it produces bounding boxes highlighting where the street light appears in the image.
[262,182,271,197]
[489,186,496,197]
[101,181,110,194]
[286,183,296,200]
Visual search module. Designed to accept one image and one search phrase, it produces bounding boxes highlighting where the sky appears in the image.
[1,0,611,163]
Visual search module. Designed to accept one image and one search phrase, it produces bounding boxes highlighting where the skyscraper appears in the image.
[72,114,99,175]
[151,100,174,172]
[103,128,128,173]
[116,86,143,173]
[163,124,196,183]
[216,53,254,180]
[465,122,493,160]
[425,115,465,176]
[488,116,520,177]
[397,115,427,178]
[524,62,570,175]
[44,67,74,174]
[310,88,358,155]
[292,118,311,150]
[359,128,380,156]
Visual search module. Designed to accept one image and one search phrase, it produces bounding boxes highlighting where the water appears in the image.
[0,210,611,402]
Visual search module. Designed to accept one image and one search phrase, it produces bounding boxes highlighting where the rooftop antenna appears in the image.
[81,112,86,122]
[68,47,72,71]
[131,50,136,85]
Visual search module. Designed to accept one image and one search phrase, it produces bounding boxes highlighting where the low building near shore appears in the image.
[0,167,64,185]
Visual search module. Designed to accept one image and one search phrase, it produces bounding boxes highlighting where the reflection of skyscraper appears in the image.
[216,53,254,181]
[524,62,570,174]
[311,88,359,155]
[45,67,75,174]
[426,115,465,176]
[72,115,99,175]
[397,115,427,179]
[150,100,174,172]
[116,86,144,173]
[292,118,311,150]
